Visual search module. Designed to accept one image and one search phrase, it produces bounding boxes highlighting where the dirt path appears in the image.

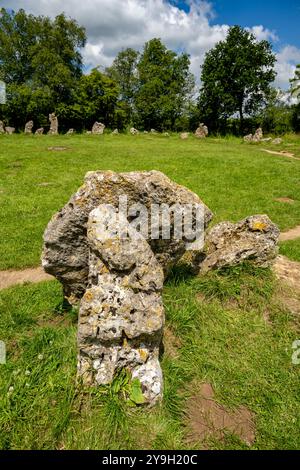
[279,225,300,242]
[261,149,300,160]
[0,267,53,290]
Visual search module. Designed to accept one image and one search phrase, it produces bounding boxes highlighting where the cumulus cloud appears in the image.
[2,0,299,89]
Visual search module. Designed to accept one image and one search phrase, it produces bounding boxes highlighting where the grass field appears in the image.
[0,133,300,450]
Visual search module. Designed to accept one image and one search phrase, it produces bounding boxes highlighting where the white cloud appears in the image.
[2,0,299,89]
[275,46,300,89]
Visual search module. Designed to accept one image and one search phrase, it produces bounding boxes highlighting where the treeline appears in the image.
[0,8,299,135]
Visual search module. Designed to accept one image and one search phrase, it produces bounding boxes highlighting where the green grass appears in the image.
[1,133,300,450]
[280,239,300,262]
[0,265,299,449]
[0,133,300,269]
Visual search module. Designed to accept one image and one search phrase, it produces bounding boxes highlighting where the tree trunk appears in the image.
[239,102,244,135]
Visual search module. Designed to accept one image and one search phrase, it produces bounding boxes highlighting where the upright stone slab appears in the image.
[195,123,208,138]
[92,122,105,134]
[48,113,58,135]
[24,120,34,134]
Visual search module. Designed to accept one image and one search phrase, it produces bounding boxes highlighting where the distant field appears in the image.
[0,133,300,270]
[1,133,300,450]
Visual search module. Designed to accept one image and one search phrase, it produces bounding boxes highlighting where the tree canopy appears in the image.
[198,25,276,133]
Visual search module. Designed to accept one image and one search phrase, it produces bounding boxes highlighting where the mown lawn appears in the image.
[0,133,300,450]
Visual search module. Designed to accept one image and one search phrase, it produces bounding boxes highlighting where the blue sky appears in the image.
[174,0,300,49]
[2,0,300,89]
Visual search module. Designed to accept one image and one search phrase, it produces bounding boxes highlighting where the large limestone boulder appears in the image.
[130,127,139,135]
[42,170,213,305]
[195,123,208,138]
[198,215,279,274]
[244,128,263,143]
[42,170,212,404]
[35,127,44,135]
[92,122,105,135]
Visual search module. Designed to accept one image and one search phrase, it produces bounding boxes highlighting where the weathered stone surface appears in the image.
[5,127,15,135]
[66,128,74,135]
[150,129,157,134]
[195,123,208,138]
[92,122,105,135]
[180,132,189,140]
[130,127,139,135]
[244,128,263,143]
[42,170,213,305]
[197,215,279,274]
[272,138,283,145]
[48,113,58,135]
[112,129,119,135]
[42,170,212,404]
[77,206,164,403]
[35,127,44,135]
[0,121,5,134]
[24,120,34,134]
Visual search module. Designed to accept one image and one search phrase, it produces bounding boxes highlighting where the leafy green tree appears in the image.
[198,25,276,133]
[134,38,195,130]
[106,48,139,126]
[0,8,86,129]
[63,68,120,130]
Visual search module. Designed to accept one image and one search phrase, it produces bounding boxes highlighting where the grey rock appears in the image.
[197,215,279,274]
[42,170,213,304]
[180,132,189,140]
[130,127,139,135]
[244,128,263,143]
[66,128,74,135]
[35,128,44,135]
[48,113,58,135]
[42,170,212,404]
[272,138,283,145]
[92,122,105,135]
[112,129,119,135]
[195,123,208,138]
[24,120,34,134]
[5,127,15,135]
[0,121,5,134]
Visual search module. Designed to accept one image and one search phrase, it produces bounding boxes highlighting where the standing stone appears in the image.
[0,121,5,134]
[5,127,15,135]
[112,129,119,135]
[195,123,208,138]
[48,113,58,135]
[24,120,34,134]
[150,129,157,134]
[244,128,263,143]
[92,122,105,135]
[130,128,139,135]
[197,215,279,274]
[66,128,74,135]
[35,128,44,135]
[42,170,213,404]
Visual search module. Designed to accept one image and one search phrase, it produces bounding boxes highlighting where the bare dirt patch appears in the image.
[262,149,300,160]
[185,383,255,447]
[273,256,300,290]
[47,146,69,151]
[163,325,182,359]
[274,197,295,204]
[0,267,53,290]
[279,225,300,242]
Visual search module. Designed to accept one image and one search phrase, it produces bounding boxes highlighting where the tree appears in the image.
[106,48,139,126]
[0,8,86,129]
[134,38,195,130]
[198,26,276,133]
[63,68,120,130]
[290,64,300,99]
